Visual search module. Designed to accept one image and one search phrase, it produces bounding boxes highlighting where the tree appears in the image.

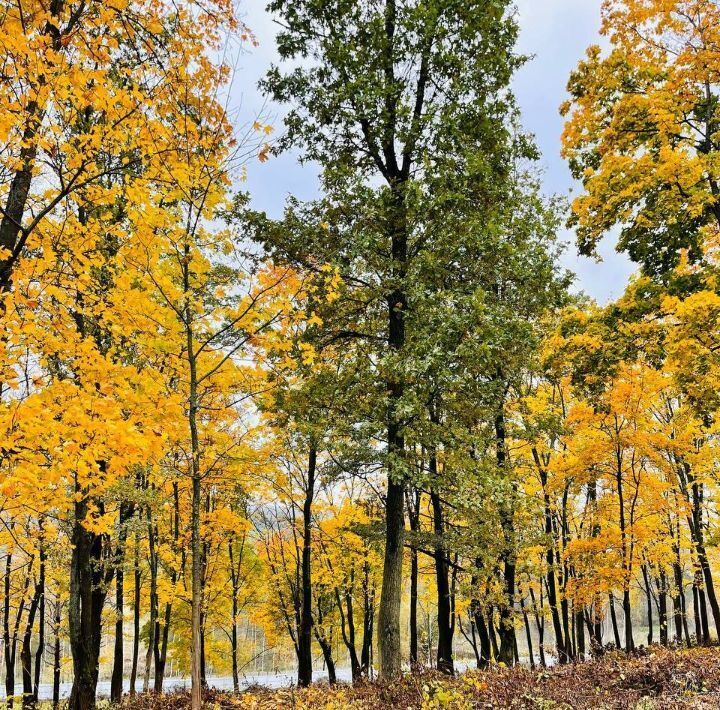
[0,0,234,304]
[562,0,720,277]
[259,0,528,677]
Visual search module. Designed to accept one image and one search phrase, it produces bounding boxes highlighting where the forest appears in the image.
[1,0,720,708]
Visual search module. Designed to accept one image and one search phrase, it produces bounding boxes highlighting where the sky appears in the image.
[231,0,636,305]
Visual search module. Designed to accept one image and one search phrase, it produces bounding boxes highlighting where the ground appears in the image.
[118,646,720,709]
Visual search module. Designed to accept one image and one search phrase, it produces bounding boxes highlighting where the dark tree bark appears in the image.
[68,493,113,710]
[32,541,45,704]
[561,593,572,659]
[672,565,684,644]
[656,570,669,647]
[681,588,691,646]
[6,550,31,708]
[20,563,42,708]
[334,576,360,681]
[430,482,453,674]
[642,565,654,646]
[659,586,669,647]
[533,448,568,664]
[156,483,179,693]
[111,503,133,703]
[520,596,535,668]
[692,578,702,644]
[698,582,710,644]
[143,507,158,692]
[622,589,634,652]
[675,461,719,641]
[200,614,207,688]
[574,602,585,660]
[487,605,500,660]
[530,587,547,667]
[297,448,317,687]
[378,164,410,678]
[671,525,686,645]
[696,544,719,639]
[0,0,70,299]
[585,479,603,655]
[153,602,171,692]
[495,407,516,666]
[314,625,337,685]
[4,551,15,705]
[406,486,420,669]
[470,597,491,669]
[591,597,603,653]
[360,555,375,677]
[129,537,141,696]
[609,593,621,649]
[229,539,241,692]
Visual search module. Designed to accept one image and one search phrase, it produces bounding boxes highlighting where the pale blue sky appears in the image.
[232,0,635,304]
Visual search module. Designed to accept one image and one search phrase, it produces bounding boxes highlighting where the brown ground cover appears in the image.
[118,645,720,709]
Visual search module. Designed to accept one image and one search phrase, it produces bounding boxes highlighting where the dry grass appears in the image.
[118,645,720,709]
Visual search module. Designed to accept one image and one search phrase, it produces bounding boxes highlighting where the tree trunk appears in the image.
[228,527,241,692]
[533,449,567,664]
[672,566,683,643]
[200,617,207,687]
[184,257,203,710]
[336,583,361,682]
[111,504,132,703]
[4,550,20,707]
[430,485,453,674]
[314,629,336,685]
[487,606,499,660]
[231,587,239,691]
[130,538,140,696]
[32,544,45,704]
[21,566,42,708]
[591,596,603,653]
[0,0,68,298]
[378,177,408,680]
[52,604,61,709]
[520,597,535,668]
[407,487,420,669]
[157,486,179,693]
[574,603,585,660]
[642,565,653,646]
[609,593,621,649]
[681,588,691,646]
[154,602,171,692]
[693,579,701,644]
[68,495,111,710]
[672,517,691,645]
[622,589,634,652]
[678,465,719,641]
[298,448,317,687]
[657,571,669,647]
[698,583,710,644]
[361,557,374,678]
[471,599,491,668]
[530,588,546,667]
[495,408,516,666]
[379,470,404,680]
[561,594,572,659]
[143,509,157,693]
[378,469,404,679]
[696,543,719,640]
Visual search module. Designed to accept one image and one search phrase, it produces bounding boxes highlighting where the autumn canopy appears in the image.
[1,0,720,708]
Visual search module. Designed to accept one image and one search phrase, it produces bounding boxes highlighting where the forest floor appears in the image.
[116,645,720,709]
